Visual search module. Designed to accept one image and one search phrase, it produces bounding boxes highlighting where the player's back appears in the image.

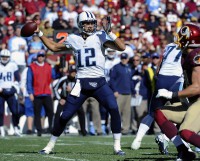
[159,43,183,77]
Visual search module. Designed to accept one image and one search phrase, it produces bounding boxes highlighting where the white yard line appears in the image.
[1,153,90,161]
[44,155,90,161]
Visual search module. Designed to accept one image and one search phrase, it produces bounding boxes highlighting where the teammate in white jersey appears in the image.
[36,11,126,155]
[131,24,196,161]
[131,42,183,152]
[0,49,21,137]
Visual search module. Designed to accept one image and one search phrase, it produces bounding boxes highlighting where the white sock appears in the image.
[171,135,183,147]
[135,123,150,141]
[113,133,121,151]
[45,135,58,150]
[0,126,5,137]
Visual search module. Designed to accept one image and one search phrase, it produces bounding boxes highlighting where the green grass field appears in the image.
[0,134,199,161]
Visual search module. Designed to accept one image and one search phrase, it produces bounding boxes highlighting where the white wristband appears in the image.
[37,31,43,37]
[108,32,117,41]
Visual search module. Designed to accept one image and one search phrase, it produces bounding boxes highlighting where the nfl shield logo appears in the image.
[89,82,97,87]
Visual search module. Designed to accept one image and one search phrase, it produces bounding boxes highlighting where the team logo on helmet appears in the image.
[193,54,200,65]
[174,23,200,49]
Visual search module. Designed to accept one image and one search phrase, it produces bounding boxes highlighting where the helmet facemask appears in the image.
[0,56,10,65]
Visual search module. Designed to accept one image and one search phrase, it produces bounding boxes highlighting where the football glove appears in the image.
[156,89,173,99]
[102,16,111,34]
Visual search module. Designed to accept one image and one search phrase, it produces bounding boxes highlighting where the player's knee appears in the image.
[180,129,193,142]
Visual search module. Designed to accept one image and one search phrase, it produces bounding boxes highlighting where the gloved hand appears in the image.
[156,89,173,99]
[96,31,107,42]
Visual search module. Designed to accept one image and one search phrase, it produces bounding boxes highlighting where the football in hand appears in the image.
[20,21,37,37]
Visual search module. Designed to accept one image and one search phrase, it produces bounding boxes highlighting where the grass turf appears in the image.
[0,134,199,161]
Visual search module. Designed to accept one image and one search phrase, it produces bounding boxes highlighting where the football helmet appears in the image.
[174,23,200,49]
[77,11,97,35]
[0,49,11,65]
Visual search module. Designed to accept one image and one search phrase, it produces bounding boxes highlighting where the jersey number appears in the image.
[163,46,182,62]
[77,48,96,67]
[0,72,12,81]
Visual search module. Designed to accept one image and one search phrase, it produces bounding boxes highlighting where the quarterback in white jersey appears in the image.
[36,11,126,156]
[0,49,21,137]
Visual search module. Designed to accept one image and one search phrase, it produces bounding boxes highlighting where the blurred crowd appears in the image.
[1,0,200,136]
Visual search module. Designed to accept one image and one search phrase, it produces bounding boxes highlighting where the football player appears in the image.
[0,49,21,137]
[155,23,200,161]
[131,23,197,160]
[35,11,126,155]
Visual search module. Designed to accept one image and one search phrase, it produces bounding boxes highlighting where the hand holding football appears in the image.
[20,21,37,37]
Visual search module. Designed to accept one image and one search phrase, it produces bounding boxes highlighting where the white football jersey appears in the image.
[64,31,112,78]
[0,61,18,88]
[159,43,183,77]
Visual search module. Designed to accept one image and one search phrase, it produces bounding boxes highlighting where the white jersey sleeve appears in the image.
[64,33,109,78]
[159,43,183,77]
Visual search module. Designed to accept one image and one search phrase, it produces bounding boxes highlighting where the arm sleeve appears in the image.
[27,67,34,95]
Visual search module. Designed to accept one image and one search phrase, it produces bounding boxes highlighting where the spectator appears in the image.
[8,25,28,74]
[44,2,59,26]
[42,20,54,37]
[62,3,78,23]
[27,35,46,66]
[4,7,16,26]
[13,11,24,28]
[82,0,99,13]
[110,53,134,135]
[145,14,159,31]
[20,58,46,135]
[52,11,69,30]
[67,18,79,34]
[40,1,53,20]
[2,25,15,48]
[191,3,200,20]
[27,52,56,136]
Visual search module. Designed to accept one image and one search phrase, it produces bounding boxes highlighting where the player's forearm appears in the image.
[113,38,126,51]
[178,84,200,98]
[39,36,61,52]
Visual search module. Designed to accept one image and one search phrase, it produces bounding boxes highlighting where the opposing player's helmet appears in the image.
[174,23,200,49]
[77,11,97,35]
[0,49,11,65]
